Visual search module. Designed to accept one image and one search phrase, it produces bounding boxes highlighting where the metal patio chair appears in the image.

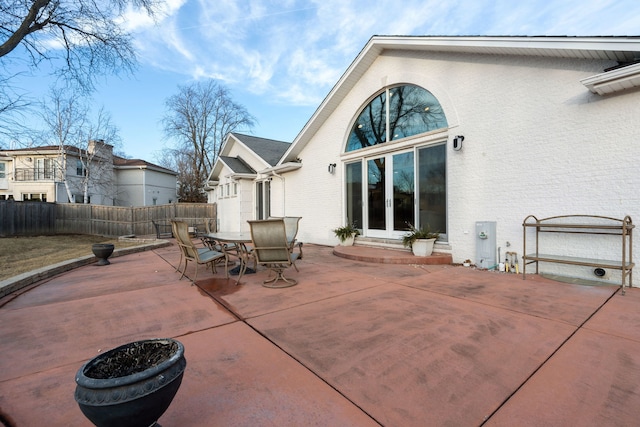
[249,218,300,288]
[172,220,225,281]
[270,216,303,269]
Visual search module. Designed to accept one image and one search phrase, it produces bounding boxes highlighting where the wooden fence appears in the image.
[0,201,216,237]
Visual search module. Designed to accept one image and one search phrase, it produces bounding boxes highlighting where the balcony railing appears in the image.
[14,168,59,181]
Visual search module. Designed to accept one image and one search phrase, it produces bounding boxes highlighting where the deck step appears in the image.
[333,244,452,265]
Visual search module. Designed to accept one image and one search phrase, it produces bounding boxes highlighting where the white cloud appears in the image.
[121,0,187,32]
[131,0,640,108]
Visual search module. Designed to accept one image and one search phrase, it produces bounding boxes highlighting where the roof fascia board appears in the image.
[580,62,640,94]
[260,162,303,175]
[114,165,177,175]
[371,36,640,55]
[226,173,257,180]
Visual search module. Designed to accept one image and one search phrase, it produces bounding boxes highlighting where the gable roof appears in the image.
[232,133,291,167]
[280,35,640,163]
[208,133,294,184]
[219,155,255,174]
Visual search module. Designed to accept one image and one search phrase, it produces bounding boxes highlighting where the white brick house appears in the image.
[207,35,640,281]
[0,143,177,206]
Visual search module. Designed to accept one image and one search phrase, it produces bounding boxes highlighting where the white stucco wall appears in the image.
[215,163,246,232]
[282,49,640,283]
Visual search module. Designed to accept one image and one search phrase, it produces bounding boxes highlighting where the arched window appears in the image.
[346,84,447,152]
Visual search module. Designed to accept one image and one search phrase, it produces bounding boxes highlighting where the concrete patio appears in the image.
[1,242,640,426]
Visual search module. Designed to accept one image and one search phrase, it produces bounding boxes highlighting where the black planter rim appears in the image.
[75,338,184,390]
[92,243,115,249]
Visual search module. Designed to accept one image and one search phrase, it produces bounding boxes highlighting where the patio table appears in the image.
[205,232,254,284]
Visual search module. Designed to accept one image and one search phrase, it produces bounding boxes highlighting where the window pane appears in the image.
[256,182,263,219]
[418,144,446,236]
[367,158,385,230]
[345,161,363,229]
[346,85,448,152]
[346,92,387,151]
[389,85,448,141]
[393,152,414,231]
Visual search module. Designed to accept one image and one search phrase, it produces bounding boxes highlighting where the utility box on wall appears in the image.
[476,221,497,269]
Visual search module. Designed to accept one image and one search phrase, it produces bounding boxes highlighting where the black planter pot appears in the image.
[75,338,186,427]
[92,243,115,266]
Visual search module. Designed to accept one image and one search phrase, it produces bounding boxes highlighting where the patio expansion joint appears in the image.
[243,315,383,426]
[479,286,622,425]
[191,280,384,425]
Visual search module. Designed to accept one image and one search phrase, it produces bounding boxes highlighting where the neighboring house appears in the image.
[0,143,177,206]
[113,157,178,206]
[208,35,640,281]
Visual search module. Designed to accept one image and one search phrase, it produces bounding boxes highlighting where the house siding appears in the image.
[284,49,640,281]
[1,147,177,207]
[115,168,177,206]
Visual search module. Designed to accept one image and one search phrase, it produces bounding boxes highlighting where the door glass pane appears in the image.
[418,144,447,236]
[256,182,263,219]
[393,152,414,231]
[265,180,271,218]
[367,158,385,230]
[346,161,363,229]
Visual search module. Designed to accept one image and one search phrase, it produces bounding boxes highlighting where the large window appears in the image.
[346,84,447,152]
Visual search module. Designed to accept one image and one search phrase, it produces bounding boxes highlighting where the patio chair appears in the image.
[249,219,300,288]
[199,219,246,274]
[172,220,225,281]
[172,220,209,273]
[152,220,172,239]
[269,216,303,268]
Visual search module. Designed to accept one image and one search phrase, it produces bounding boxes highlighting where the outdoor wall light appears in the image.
[453,135,464,151]
[328,163,337,174]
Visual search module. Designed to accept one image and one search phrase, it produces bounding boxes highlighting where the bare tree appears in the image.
[0,71,32,145]
[38,87,121,203]
[162,80,255,202]
[77,108,121,203]
[156,147,201,202]
[0,0,160,92]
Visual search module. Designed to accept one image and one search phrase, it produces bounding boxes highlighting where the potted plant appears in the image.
[75,338,186,427]
[333,222,360,246]
[402,223,440,256]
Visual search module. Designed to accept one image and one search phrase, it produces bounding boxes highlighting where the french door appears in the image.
[366,151,415,238]
[345,143,447,240]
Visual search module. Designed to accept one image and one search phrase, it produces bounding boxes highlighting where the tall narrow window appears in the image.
[76,159,85,176]
[418,144,447,237]
[345,161,363,229]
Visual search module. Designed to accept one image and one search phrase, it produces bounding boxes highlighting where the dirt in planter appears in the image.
[86,341,178,379]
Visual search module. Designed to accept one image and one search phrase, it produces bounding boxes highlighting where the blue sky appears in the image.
[5,0,640,162]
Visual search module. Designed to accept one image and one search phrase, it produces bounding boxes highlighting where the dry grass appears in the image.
[0,235,143,281]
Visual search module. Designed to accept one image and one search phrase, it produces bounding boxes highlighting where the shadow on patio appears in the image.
[1,242,640,426]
